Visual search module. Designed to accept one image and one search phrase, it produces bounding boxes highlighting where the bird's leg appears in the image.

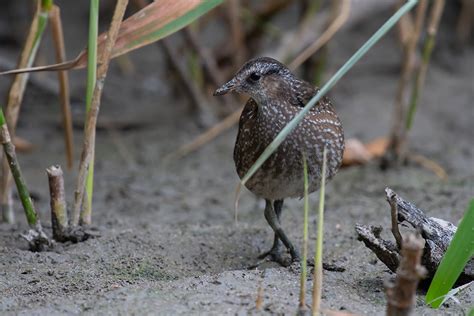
[264,199,300,263]
[258,199,284,260]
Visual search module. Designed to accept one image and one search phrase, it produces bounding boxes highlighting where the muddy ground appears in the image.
[0,1,473,315]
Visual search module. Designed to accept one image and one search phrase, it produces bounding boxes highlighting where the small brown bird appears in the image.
[214,57,344,265]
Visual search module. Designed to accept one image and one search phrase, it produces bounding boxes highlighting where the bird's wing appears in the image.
[294,80,332,112]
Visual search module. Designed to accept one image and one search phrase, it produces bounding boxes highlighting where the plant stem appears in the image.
[0,109,38,228]
[46,165,68,241]
[1,0,51,224]
[299,154,309,313]
[82,0,99,225]
[405,0,445,130]
[387,0,427,163]
[312,146,327,316]
[50,5,74,169]
[241,0,419,186]
[73,0,129,226]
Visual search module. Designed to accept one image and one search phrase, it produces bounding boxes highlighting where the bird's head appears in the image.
[213,57,293,105]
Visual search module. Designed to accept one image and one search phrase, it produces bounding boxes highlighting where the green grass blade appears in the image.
[299,154,310,311]
[312,146,327,315]
[426,199,474,308]
[241,0,418,185]
[84,0,99,218]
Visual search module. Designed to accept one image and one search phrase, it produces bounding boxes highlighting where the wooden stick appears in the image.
[72,0,129,226]
[386,233,426,316]
[50,5,74,170]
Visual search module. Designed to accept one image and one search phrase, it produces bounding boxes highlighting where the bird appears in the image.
[213,57,344,266]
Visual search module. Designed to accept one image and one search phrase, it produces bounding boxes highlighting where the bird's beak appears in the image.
[213,78,237,96]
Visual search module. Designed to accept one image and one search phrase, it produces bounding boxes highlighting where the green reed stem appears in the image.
[0,109,39,227]
[84,0,99,218]
[299,154,310,313]
[241,0,418,186]
[311,146,327,316]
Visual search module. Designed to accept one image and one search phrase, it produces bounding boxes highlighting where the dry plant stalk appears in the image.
[386,233,426,316]
[50,5,74,169]
[227,0,245,66]
[405,0,445,131]
[161,38,214,125]
[387,0,428,163]
[289,0,351,70]
[1,2,43,223]
[72,0,129,226]
[46,165,68,241]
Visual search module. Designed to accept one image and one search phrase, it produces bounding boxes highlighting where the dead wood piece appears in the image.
[355,225,400,273]
[386,233,426,316]
[356,188,474,282]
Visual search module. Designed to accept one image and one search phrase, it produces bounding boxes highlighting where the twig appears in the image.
[386,233,426,316]
[387,191,403,250]
[405,0,445,130]
[386,0,428,164]
[46,165,68,241]
[289,0,351,70]
[161,38,215,126]
[50,5,74,170]
[167,107,242,159]
[408,153,447,180]
[298,155,310,316]
[184,27,225,87]
[0,109,50,250]
[72,0,129,226]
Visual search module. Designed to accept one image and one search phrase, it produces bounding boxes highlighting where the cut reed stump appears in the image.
[355,188,474,283]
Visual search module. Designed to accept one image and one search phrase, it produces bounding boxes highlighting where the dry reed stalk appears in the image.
[50,5,74,169]
[72,0,129,226]
[405,0,445,131]
[227,0,245,66]
[386,0,427,163]
[1,1,46,224]
[289,0,351,70]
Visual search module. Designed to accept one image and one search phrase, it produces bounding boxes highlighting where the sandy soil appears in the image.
[0,2,473,315]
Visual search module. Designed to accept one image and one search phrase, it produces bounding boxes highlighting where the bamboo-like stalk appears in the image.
[50,5,74,169]
[0,109,38,228]
[311,146,327,316]
[0,108,50,249]
[46,165,68,241]
[1,0,52,223]
[386,0,427,163]
[83,0,100,225]
[405,0,445,130]
[298,154,310,314]
[72,0,129,226]
[241,0,419,186]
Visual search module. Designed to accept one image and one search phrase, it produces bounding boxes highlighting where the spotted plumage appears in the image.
[214,57,344,265]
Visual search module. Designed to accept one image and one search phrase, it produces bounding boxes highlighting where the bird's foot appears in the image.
[248,247,290,269]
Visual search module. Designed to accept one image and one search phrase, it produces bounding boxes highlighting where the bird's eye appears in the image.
[249,72,261,82]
